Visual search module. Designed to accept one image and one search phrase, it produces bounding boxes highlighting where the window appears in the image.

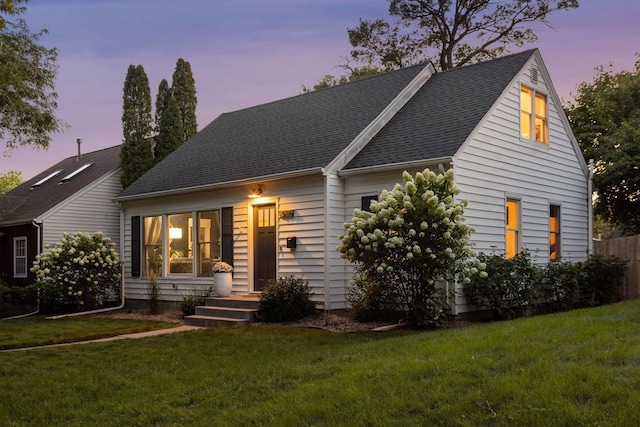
[196,210,221,277]
[168,213,192,274]
[520,86,548,144]
[505,200,520,258]
[144,216,162,275]
[142,210,223,277]
[549,205,560,260]
[361,195,377,212]
[14,237,27,278]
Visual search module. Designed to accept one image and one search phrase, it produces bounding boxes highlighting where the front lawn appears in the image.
[0,315,179,350]
[1,301,639,426]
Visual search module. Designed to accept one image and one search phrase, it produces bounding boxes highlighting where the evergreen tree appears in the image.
[120,64,154,188]
[171,58,198,142]
[154,95,183,163]
[154,78,171,133]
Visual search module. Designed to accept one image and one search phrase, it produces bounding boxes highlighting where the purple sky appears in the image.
[2,0,639,180]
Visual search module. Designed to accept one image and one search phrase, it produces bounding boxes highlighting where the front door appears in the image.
[253,204,276,291]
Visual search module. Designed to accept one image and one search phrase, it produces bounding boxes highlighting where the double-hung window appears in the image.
[14,237,27,278]
[549,205,561,260]
[521,86,548,144]
[505,200,520,258]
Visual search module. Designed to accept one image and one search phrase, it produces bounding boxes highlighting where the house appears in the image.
[0,143,122,288]
[116,49,590,315]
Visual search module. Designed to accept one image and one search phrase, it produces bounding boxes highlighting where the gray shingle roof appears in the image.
[119,49,535,198]
[0,145,121,223]
[119,63,428,197]
[345,49,535,169]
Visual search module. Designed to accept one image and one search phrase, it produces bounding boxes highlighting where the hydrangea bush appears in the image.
[338,169,481,327]
[31,232,123,314]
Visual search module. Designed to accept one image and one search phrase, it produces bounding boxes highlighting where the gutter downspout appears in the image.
[588,159,594,256]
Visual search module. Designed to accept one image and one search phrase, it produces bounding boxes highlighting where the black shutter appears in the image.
[131,216,141,277]
[361,195,377,212]
[221,207,233,267]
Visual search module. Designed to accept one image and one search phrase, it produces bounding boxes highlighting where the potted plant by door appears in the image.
[212,261,234,297]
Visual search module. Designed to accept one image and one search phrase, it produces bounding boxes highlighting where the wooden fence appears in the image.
[594,235,640,300]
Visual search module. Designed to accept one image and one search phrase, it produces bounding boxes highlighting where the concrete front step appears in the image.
[184,315,250,328]
[184,295,260,328]
[205,296,260,310]
[195,305,257,321]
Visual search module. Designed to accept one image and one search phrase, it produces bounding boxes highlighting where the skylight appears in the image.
[30,169,63,189]
[60,163,94,183]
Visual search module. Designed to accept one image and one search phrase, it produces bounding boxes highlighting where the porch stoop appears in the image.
[184,295,260,328]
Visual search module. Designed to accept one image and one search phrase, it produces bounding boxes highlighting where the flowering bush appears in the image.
[338,169,480,327]
[31,232,123,314]
[212,261,233,273]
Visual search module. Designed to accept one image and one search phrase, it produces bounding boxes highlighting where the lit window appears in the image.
[144,216,162,276]
[197,210,221,277]
[521,87,548,144]
[168,213,192,274]
[506,200,519,258]
[14,237,28,278]
[549,205,560,260]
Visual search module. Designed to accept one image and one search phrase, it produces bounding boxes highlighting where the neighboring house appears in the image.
[116,49,590,315]
[0,144,122,288]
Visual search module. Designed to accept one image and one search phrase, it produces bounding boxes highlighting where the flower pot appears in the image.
[213,272,233,297]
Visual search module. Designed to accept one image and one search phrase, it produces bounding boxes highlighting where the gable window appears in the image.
[549,205,560,260]
[520,86,548,144]
[14,237,27,278]
[505,200,520,258]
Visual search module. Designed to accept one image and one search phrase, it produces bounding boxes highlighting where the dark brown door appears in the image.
[253,204,276,291]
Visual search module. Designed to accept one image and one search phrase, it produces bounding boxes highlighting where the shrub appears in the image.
[464,250,541,320]
[536,260,581,313]
[578,254,627,307]
[0,275,38,318]
[31,232,123,314]
[257,276,316,322]
[146,269,162,315]
[347,266,405,323]
[180,286,214,317]
[338,169,479,328]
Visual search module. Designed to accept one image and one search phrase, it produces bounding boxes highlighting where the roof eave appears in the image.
[338,157,454,177]
[115,167,325,202]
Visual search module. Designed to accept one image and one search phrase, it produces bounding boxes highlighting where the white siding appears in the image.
[121,175,327,303]
[41,170,122,250]
[454,54,589,313]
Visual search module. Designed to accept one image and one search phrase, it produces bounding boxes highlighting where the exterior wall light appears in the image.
[249,184,263,198]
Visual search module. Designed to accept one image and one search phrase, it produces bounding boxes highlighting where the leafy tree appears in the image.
[565,57,640,234]
[154,78,171,133]
[307,0,578,89]
[171,58,197,142]
[154,95,183,163]
[0,170,22,194]
[0,0,66,152]
[337,169,480,327]
[120,64,154,188]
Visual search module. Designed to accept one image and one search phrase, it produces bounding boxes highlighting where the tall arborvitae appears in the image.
[120,64,154,188]
[171,58,198,142]
[154,78,171,133]
[154,95,183,164]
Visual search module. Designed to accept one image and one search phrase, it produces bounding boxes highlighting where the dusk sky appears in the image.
[2,0,639,180]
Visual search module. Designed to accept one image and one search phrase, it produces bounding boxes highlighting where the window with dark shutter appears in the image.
[361,195,377,212]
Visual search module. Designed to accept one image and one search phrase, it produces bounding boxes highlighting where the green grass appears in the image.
[1,301,640,426]
[0,315,179,350]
